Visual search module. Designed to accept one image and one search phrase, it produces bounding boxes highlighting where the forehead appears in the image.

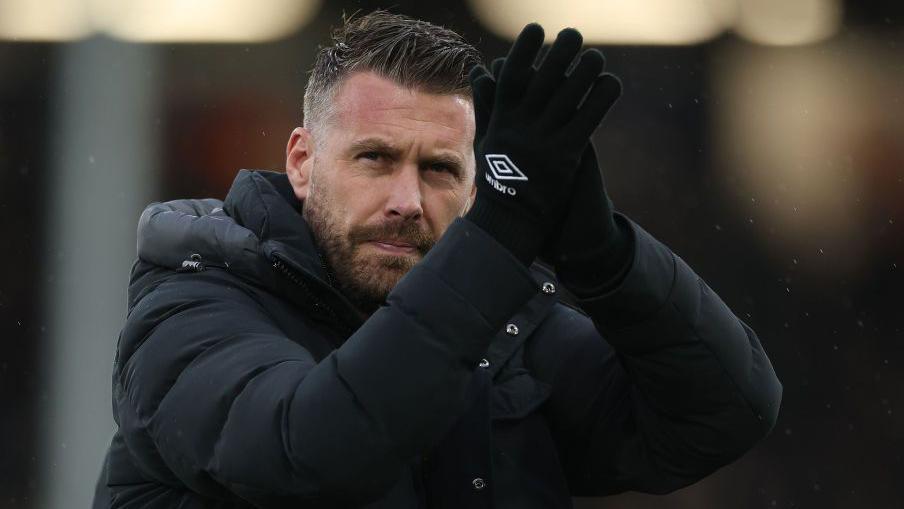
[328,72,475,146]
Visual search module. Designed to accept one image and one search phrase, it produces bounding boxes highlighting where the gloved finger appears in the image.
[522,28,584,110]
[540,48,606,130]
[468,63,491,83]
[490,57,505,79]
[566,73,622,143]
[469,65,496,142]
[496,23,545,109]
[493,56,537,92]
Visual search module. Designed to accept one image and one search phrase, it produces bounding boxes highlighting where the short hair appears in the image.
[303,10,482,138]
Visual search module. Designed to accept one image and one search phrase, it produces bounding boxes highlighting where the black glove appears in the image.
[546,145,635,297]
[465,24,621,266]
[487,56,632,294]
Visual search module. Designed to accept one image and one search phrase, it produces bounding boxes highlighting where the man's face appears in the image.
[286,72,477,313]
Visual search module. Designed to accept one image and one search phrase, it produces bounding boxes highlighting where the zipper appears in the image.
[180,251,353,336]
[316,247,337,289]
[271,254,352,335]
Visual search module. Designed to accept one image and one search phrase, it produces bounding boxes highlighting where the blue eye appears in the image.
[360,151,381,161]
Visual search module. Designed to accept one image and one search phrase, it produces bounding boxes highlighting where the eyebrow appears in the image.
[347,137,403,158]
[422,153,465,173]
[347,137,466,173]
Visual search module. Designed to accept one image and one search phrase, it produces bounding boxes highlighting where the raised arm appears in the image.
[533,215,781,495]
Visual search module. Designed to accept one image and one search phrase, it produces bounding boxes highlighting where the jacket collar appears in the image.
[223,169,331,284]
[133,169,364,336]
[224,170,367,333]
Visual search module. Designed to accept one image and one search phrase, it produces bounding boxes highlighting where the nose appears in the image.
[385,164,424,221]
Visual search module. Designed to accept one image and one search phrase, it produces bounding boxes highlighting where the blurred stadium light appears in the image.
[735,0,842,46]
[711,38,904,273]
[466,0,734,45]
[0,0,92,41]
[0,0,322,42]
[466,0,840,46]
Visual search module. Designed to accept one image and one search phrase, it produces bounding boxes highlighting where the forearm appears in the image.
[576,216,781,418]
[566,217,782,489]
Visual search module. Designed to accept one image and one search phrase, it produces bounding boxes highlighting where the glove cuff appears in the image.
[465,195,543,267]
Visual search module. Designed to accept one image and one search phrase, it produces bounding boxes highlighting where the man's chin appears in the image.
[362,253,419,277]
[348,251,419,292]
[328,245,424,312]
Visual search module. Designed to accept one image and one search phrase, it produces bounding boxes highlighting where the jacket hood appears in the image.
[136,170,364,332]
[222,170,330,283]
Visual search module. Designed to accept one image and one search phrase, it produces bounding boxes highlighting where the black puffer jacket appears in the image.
[94,170,781,508]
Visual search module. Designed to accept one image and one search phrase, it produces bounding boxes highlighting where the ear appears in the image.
[286,127,315,201]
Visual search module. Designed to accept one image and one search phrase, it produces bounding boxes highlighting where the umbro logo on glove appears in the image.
[484,154,527,196]
[485,154,528,181]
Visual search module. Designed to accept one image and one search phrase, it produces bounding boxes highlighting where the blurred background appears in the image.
[1,0,902,507]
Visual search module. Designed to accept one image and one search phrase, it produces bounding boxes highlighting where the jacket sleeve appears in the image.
[532,214,782,496]
[114,218,540,507]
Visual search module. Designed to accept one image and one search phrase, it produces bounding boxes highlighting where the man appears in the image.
[94,11,781,509]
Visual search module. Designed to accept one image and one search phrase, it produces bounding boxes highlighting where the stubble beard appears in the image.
[302,190,436,315]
